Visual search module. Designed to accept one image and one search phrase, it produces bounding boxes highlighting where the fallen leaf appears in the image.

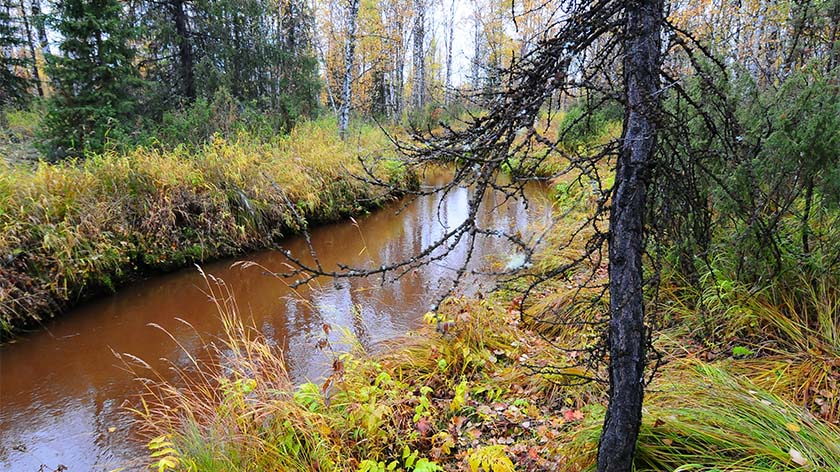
[786,422,801,433]
[107,427,116,433]
[451,416,467,430]
[416,417,432,436]
[563,409,584,422]
[789,447,808,466]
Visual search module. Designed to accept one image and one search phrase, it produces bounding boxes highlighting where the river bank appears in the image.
[132,165,840,471]
[0,119,415,336]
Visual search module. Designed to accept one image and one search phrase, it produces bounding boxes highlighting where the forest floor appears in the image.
[0,108,41,165]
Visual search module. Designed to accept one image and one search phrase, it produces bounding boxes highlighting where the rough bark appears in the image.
[597,1,663,471]
[338,0,359,138]
[29,0,48,55]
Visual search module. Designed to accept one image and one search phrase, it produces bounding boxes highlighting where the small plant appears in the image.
[357,448,443,472]
[467,445,515,472]
[731,345,754,358]
[147,435,180,472]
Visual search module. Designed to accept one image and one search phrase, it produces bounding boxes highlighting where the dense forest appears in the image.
[1,0,839,471]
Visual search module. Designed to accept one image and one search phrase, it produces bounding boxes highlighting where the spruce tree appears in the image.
[0,0,30,107]
[275,0,320,128]
[43,0,141,157]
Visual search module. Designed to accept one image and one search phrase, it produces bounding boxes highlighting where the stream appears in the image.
[0,171,551,471]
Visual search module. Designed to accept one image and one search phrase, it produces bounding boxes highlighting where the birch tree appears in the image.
[410,0,426,112]
[338,0,359,138]
[380,0,408,119]
[16,0,41,96]
[442,0,455,104]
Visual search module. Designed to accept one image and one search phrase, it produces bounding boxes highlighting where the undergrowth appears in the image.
[133,263,840,471]
[0,118,415,335]
[129,272,585,471]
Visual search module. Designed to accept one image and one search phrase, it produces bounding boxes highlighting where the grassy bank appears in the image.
[0,118,415,335]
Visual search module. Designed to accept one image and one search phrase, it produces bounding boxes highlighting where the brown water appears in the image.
[0,173,551,471]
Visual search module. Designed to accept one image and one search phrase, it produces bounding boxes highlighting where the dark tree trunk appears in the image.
[18,0,42,96]
[29,0,49,55]
[170,0,195,100]
[597,1,663,471]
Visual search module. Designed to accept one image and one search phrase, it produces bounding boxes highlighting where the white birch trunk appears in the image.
[443,0,455,104]
[411,0,426,112]
[338,0,360,138]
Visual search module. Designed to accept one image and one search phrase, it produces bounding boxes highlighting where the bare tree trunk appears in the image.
[597,1,663,471]
[338,0,359,138]
[316,42,338,115]
[443,0,455,104]
[17,0,42,96]
[394,40,404,118]
[411,0,425,112]
[383,2,405,121]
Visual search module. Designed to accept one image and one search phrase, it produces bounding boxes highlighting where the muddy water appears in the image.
[0,172,551,471]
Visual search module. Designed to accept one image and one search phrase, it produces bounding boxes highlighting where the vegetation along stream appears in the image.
[0,171,551,471]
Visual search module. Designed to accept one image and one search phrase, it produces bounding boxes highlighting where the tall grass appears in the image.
[0,118,414,335]
[129,270,342,471]
[658,267,840,424]
[567,361,840,471]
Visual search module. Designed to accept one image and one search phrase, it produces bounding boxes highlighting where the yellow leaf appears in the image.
[468,455,480,472]
[789,447,808,466]
[785,422,801,433]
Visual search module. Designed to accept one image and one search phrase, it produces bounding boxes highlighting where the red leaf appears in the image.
[563,409,584,422]
[416,417,432,436]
